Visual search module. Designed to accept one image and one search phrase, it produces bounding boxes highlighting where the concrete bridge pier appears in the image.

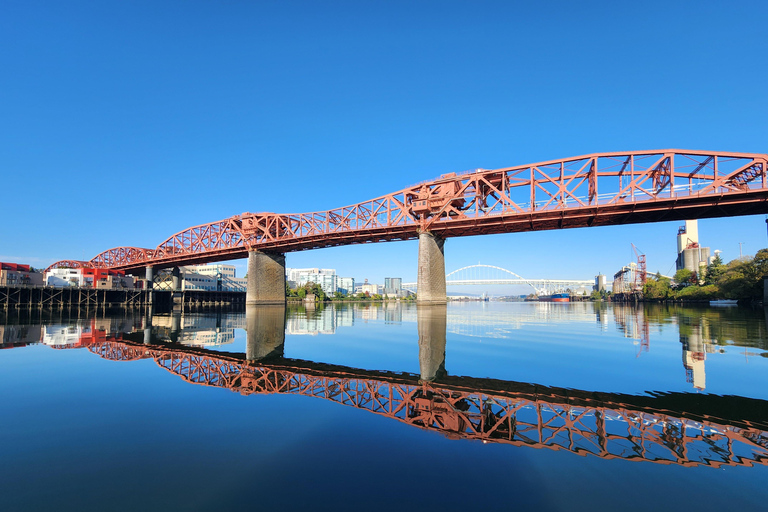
[417,304,447,382]
[246,305,286,361]
[145,265,154,304]
[172,267,181,291]
[246,251,286,305]
[417,231,446,304]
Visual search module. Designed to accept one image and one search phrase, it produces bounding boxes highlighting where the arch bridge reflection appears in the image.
[78,304,768,469]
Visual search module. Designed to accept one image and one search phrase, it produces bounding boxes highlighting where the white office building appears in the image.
[286,267,355,295]
[186,264,237,279]
[336,277,355,295]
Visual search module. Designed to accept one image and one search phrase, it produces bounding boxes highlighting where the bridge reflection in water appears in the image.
[72,304,768,470]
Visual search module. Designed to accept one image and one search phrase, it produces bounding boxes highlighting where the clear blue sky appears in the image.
[2,0,767,290]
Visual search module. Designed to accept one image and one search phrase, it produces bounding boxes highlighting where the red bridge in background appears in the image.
[48,149,768,274]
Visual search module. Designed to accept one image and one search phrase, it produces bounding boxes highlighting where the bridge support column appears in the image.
[246,305,286,361]
[246,251,286,305]
[145,265,154,304]
[418,304,447,382]
[417,231,446,304]
[172,267,181,291]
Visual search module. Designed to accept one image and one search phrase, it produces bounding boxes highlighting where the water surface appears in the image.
[1,302,767,511]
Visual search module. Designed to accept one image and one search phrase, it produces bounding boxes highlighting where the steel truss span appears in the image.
[48,150,768,272]
[87,339,768,468]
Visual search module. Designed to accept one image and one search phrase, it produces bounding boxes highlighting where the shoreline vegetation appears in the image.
[286,282,416,303]
[591,249,768,304]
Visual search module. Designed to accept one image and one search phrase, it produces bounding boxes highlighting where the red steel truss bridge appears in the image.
[48,149,768,272]
[83,336,768,469]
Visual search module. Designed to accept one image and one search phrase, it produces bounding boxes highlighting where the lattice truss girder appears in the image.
[55,150,767,269]
[83,340,768,468]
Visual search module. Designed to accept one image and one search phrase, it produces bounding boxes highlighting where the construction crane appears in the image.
[632,244,647,292]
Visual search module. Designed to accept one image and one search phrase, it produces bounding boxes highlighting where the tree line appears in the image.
[643,249,768,301]
[286,282,415,302]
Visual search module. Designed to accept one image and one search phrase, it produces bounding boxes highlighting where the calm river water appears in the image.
[1,302,767,511]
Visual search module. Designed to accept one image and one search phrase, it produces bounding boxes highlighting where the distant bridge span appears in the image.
[402,264,593,294]
[47,149,768,275]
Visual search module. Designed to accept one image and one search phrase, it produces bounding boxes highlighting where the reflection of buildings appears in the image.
[612,305,649,355]
[679,318,717,391]
[0,324,41,347]
[42,318,141,348]
[152,313,245,347]
[285,306,355,335]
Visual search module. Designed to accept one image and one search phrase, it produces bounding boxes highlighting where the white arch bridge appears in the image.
[402,265,594,295]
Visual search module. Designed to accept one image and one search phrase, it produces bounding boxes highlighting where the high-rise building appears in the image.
[337,277,355,295]
[286,268,355,295]
[384,277,402,296]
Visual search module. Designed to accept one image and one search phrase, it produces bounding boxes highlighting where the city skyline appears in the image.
[2,2,767,289]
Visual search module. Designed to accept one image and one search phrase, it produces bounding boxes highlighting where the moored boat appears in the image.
[539,293,570,302]
[709,299,738,306]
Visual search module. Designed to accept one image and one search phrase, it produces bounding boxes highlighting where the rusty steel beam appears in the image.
[79,336,768,469]
[45,150,768,272]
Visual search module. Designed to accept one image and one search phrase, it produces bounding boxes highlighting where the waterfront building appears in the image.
[151,264,247,292]
[0,262,43,286]
[186,263,237,279]
[286,267,354,295]
[45,267,134,288]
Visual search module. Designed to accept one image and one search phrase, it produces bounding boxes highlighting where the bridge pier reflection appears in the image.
[417,304,447,382]
[143,303,154,345]
[246,305,286,361]
[170,310,181,343]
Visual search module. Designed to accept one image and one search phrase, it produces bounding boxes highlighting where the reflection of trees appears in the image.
[640,303,768,352]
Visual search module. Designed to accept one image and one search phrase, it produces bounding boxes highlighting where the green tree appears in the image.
[643,274,672,299]
[673,268,695,288]
[703,254,726,286]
